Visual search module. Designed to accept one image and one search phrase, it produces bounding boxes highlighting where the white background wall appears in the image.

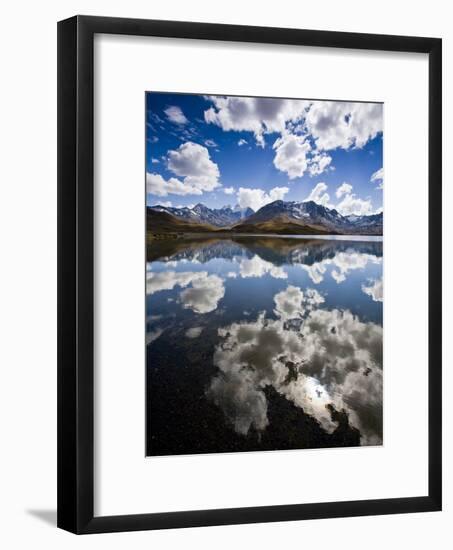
[0,0,450,548]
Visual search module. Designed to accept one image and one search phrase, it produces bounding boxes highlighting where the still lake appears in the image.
[146,236,383,456]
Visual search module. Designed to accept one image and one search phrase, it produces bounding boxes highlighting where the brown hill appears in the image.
[231,215,335,235]
[148,208,340,236]
[147,209,216,234]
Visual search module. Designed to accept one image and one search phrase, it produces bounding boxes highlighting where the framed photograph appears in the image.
[58,15,442,534]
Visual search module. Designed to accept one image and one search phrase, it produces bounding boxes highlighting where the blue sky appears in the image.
[146,92,383,215]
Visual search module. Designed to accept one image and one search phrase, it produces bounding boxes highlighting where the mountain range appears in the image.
[148,200,383,236]
[151,203,254,227]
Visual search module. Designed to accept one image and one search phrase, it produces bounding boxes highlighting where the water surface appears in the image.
[146,236,383,456]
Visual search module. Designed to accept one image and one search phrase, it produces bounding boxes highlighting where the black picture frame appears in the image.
[57,15,442,534]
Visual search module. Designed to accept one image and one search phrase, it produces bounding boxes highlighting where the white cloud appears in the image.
[336,182,353,199]
[362,278,383,302]
[301,263,327,285]
[273,285,305,320]
[301,250,382,285]
[238,255,287,280]
[305,287,325,309]
[286,307,383,443]
[185,326,204,338]
[204,139,218,148]
[164,105,188,124]
[207,295,382,444]
[371,167,383,182]
[208,362,269,435]
[327,182,375,216]
[146,270,200,295]
[203,97,382,188]
[336,192,373,216]
[331,251,380,283]
[180,274,225,314]
[204,96,309,147]
[273,285,324,321]
[371,167,384,189]
[146,270,225,314]
[315,182,378,217]
[304,101,383,151]
[158,200,172,207]
[146,328,164,345]
[148,141,220,196]
[304,182,332,207]
[238,138,248,146]
[308,152,332,176]
[147,141,221,196]
[146,172,196,197]
[151,157,160,164]
[236,186,289,212]
[223,186,235,195]
[272,133,312,179]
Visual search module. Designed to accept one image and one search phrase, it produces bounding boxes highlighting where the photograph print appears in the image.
[146,92,383,457]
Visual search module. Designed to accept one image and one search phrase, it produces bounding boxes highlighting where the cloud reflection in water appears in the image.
[147,270,225,313]
[146,236,383,450]
[208,285,382,444]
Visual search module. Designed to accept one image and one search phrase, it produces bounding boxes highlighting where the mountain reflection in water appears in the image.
[146,236,383,456]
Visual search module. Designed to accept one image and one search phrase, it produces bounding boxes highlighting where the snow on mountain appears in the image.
[149,200,382,235]
[245,200,382,234]
[151,203,255,227]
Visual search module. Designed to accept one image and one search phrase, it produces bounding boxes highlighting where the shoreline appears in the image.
[148,232,383,242]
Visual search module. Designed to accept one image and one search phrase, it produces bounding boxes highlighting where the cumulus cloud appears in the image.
[304,182,332,207]
[223,186,235,195]
[146,270,225,313]
[167,141,220,192]
[180,274,225,314]
[236,186,289,212]
[146,172,195,197]
[238,255,287,280]
[305,101,383,151]
[301,250,382,285]
[304,180,379,215]
[305,287,326,309]
[208,366,269,435]
[274,285,304,320]
[151,157,160,164]
[308,152,332,176]
[336,182,353,199]
[204,96,309,147]
[301,262,327,285]
[272,133,311,179]
[371,167,384,189]
[203,97,383,185]
[330,251,380,283]
[362,278,383,302]
[286,307,383,443]
[164,105,188,124]
[207,291,383,444]
[146,270,201,295]
[336,191,373,216]
[147,141,221,197]
[203,97,382,186]
[185,326,204,338]
[273,285,324,321]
